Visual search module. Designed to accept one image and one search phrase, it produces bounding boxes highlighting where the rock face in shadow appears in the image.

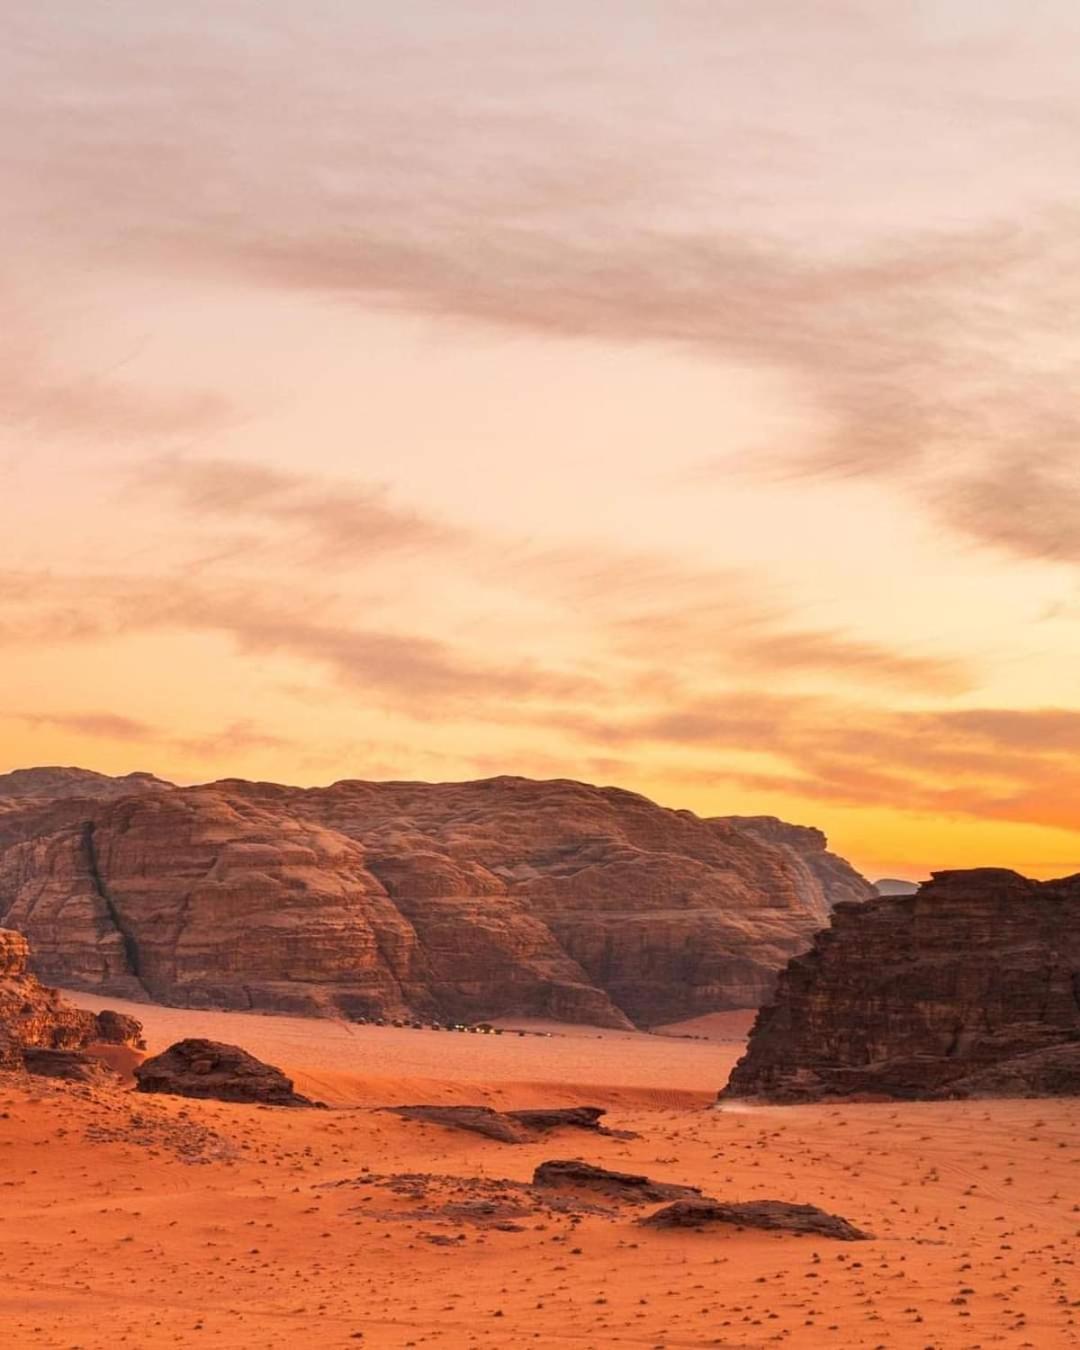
[0,769,873,1028]
[641,1198,871,1239]
[723,869,1080,1102]
[21,1047,120,1083]
[941,1043,1080,1098]
[134,1038,320,1107]
[0,926,144,1072]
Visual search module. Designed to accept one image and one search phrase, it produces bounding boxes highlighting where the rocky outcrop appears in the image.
[0,769,872,1028]
[532,1160,701,1202]
[21,1047,120,1083]
[723,869,1080,1102]
[387,1104,612,1143]
[641,1198,871,1239]
[0,926,144,1072]
[509,1106,609,1134]
[134,1038,320,1106]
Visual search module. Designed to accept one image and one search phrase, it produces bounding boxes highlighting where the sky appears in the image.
[3,1,1080,880]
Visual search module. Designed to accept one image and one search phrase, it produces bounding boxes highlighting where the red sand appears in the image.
[2,998,1077,1348]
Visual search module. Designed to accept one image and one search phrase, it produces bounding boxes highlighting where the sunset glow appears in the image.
[4,2,1080,879]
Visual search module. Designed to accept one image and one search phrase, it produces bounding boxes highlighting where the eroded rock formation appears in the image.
[640,1198,871,1239]
[532,1160,701,1202]
[723,869,1080,1101]
[0,769,873,1027]
[387,1104,614,1143]
[0,926,144,1072]
[134,1038,320,1107]
[21,1047,120,1083]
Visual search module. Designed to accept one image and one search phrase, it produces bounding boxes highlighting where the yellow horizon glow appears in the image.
[3,4,1079,883]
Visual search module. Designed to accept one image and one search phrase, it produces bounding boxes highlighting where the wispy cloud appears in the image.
[571,695,1080,835]
[12,710,154,741]
[128,456,966,697]
[5,5,1080,568]
[0,570,597,709]
[136,456,460,559]
[0,311,230,442]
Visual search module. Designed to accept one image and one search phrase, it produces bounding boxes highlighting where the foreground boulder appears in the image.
[387,1103,612,1143]
[723,869,1080,1102]
[0,769,872,1028]
[134,1039,320,1107]
[641,1198,871,1240]
[0,927,143,1073]
[533,1160,701,1203]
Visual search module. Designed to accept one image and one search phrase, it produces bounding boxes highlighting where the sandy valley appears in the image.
[2,1000,1076,1349]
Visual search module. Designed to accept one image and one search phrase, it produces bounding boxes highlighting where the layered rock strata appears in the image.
[723,869,1080,1101]
[0,927,143,1071]
[0,770,873,1027]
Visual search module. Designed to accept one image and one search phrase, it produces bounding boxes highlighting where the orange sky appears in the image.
[3,2,1080,880]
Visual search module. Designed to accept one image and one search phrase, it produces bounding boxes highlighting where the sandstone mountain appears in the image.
[0,765,172,806]
[717,816,872,907]
[0,927,143,1072]
[723,868,1080,1101]
[0,768,873,1028]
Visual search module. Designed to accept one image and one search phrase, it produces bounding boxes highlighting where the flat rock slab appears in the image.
[22,1048,120,1084]
[386,1104,615,1143]
[135,1038,322,1107]
[641,1198,872,1240]
[533,1160,702,1203]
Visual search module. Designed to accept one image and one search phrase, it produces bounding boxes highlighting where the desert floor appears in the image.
[1,999,1077,1349]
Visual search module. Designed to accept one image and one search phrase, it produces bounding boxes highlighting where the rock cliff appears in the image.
[722,868,1080,1101]
[0,769,873,1028]
[719,815,873,909]
[0,926,143,1071]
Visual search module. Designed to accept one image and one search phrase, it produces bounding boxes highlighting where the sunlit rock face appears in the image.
[717,815,874,913]
[0,926,143,1071]
[0,770,872,1028]
[723,868,1080,1101]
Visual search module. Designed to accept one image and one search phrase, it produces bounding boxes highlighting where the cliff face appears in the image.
[719,816,874,911]
[723,869,1080,1101]
[0,770,872,1028]
[0,927,143,1071]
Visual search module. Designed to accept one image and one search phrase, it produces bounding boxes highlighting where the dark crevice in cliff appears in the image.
[83,822,148,993]
[367,922,412,1008]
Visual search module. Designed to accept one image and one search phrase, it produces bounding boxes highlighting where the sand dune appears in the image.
[2,999,1077,1348]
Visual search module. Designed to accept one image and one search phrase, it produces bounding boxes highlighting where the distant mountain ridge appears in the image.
[0,766,874,1028]
[0,765,173,804]
[873,878,920,896]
